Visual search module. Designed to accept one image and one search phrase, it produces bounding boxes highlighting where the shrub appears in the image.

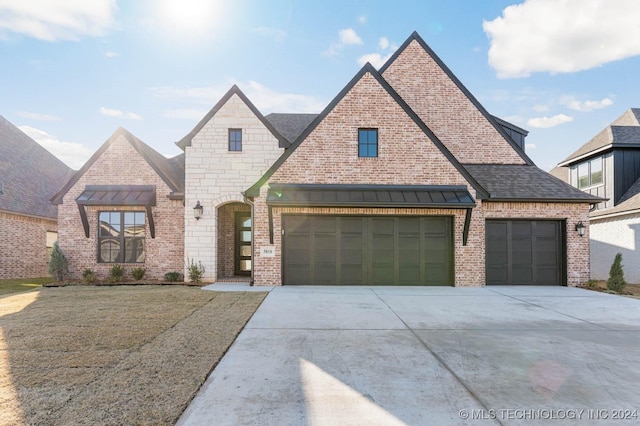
[607,253,627,292]
[164,272,182,282]
[187,259,205,283]
[48,242,69,282]
[131,267,146,281]
[109,264,125,283]
[82,268,97,284]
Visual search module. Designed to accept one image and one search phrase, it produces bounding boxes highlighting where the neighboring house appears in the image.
[51,128,185,280]
[0,115,74,279]
[555,108,640,282]
[55,32,600,286]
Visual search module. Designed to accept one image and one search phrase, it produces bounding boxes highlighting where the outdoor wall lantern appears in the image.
[193,201,203,220]
[575,221,586,237]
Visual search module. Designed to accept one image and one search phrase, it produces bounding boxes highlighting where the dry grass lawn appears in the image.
[0,286,266,425]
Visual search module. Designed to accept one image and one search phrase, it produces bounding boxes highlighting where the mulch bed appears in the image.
[0,285,266,425]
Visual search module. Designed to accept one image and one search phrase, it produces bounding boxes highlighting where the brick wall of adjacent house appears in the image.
[382,39,526,165]
[57,135,184,280]
[0,211,56,279]
[482,201,592,287]
[184,93,284,281]
[217,202,250,278]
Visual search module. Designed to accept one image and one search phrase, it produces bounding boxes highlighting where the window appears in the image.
[229,129,242,151]
[98,211,146,263]
[358,128,378,158]
[577,157,603,189]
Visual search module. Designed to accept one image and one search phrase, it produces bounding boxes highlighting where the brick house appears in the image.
[55,32,601,286]
[553,108,640,283]
[0,115,73,279]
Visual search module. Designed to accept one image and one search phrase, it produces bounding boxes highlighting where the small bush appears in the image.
[109,264,125,283]
[164,272,182,282]
[82,268,97,284]
[187,259,205,283]
[48,242,69,282]
[131,267,146,281]
[607,253,627,292]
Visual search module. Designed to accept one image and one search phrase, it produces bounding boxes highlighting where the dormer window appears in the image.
[578,157,603,189]
[229,129,242,152]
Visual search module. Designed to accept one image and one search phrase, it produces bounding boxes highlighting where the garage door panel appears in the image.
[486,220,564,285]
[283,215,452,286]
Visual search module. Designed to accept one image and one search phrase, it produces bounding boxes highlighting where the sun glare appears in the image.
[157,0,219,38]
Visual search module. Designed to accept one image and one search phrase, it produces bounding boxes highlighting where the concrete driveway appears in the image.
[178,286,640,425]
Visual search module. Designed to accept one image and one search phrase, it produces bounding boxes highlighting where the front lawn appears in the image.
[0,286,266,425]
[0,277,53,296]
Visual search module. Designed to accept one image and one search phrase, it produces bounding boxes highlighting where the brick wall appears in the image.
[184,93,284,281]
[382,40,526,165]
[57,134,184,280]
[0,211,56,279]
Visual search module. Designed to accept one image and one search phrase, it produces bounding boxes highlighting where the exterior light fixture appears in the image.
[193,201,203,220]
[575,221,586,237]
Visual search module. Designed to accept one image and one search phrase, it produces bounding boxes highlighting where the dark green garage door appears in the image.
[486,220,565,285]
[283,215,453,286]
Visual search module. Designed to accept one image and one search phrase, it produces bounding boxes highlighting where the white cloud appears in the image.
[358,16,366,24]
[324,28,362,56]
[564,97,614,112]
[357,52,393,69]
[483,0,640,78]
[105,51,119,58]
[17,111,60,121]
[525,143,537,150]
[527,114,573,128]
[151,81,326,114]
[0,0,117,41]
[99,107,142,120]
[19,125,91,169]
[357,36,397,69]
[339,28,362,45]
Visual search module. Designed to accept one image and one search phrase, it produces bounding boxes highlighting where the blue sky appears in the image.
[1,0,640,171]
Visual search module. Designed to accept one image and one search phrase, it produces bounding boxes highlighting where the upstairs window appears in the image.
[98,211,146,263]
[229,129,242,151]
[358,128,378,158]
[577,157,603,189]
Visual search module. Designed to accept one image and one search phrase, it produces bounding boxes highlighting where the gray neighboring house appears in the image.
[0,115,74,279]
[555,108,640,282]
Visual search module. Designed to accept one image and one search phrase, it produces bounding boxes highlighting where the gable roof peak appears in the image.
[175,83,289,149]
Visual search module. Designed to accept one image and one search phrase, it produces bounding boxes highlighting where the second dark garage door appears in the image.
[282,215,453,286]
[486,220,565,285]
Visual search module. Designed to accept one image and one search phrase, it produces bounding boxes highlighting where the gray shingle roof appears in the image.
[560,108,640,165]
[264,113,317,144]
[463,164,603,202]
[0,115,74,218]
[591,175,640,218]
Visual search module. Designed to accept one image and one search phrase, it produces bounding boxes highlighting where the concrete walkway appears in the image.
[178,286,640,425]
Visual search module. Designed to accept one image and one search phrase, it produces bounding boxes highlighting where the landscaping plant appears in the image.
[164,272,182,282]
[187,259,205,283]
[82,268,97,284]
[131,267,146,281]
[607,253,627,292]
[48,242,69,282]
[109,264,125,283]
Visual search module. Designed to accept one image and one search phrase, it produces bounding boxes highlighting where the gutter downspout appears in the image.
[241,191,255,286]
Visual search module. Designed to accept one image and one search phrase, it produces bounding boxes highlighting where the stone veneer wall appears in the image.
[184,93,284,281]
[56,135,184,280]
[382,39,527,165]
[0,211,56,279]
